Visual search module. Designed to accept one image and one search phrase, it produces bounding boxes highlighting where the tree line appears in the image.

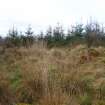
[0,21,105,49]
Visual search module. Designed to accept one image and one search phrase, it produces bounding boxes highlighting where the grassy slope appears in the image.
[1,45,105,105]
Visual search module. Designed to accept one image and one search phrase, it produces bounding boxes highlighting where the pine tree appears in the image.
[6,27,20,47]
[25,25,34,47]
[45,26,53,47]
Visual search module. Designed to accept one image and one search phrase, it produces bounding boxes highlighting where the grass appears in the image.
[1,44,105,105]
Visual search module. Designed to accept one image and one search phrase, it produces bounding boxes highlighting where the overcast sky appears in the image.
[0,0,105,36]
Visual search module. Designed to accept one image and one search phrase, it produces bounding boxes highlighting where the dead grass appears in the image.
[1,44,105,104]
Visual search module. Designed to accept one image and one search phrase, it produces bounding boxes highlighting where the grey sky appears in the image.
[0,0,105,35]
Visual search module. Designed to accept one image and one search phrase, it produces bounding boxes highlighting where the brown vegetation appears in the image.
[0,44,105,105]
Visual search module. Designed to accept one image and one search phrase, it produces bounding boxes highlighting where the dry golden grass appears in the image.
[1,44,105,105]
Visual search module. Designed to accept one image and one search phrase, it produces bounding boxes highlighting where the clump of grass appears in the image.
[0,73,15,105]
[79,94,92,105]
[96,100,105,105]
[39,91,71,105]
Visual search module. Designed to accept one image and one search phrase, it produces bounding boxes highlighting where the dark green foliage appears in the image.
[5,27,21,47]
[25,25,34,47]
[79,95,92,105]
[71,24,84,37]
[53,24,64,42]
[45,24,66,47]
[3,26,35,48]
[45,26,53,47]
[1,22,105,48]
